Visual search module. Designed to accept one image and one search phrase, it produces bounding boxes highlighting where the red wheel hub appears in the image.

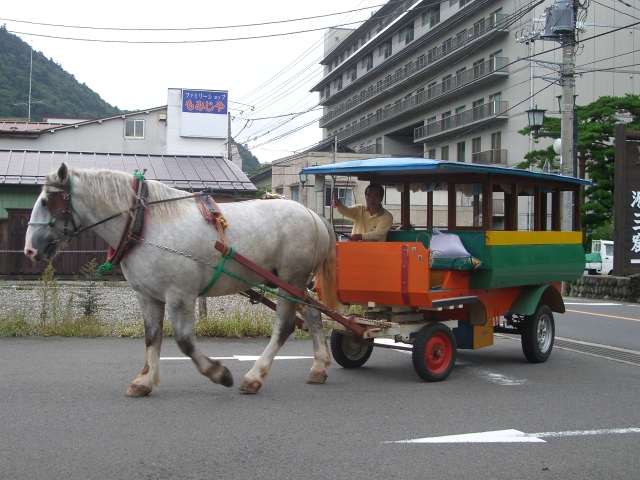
[424,333,452,373]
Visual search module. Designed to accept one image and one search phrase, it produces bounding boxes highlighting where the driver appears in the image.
[332,182,393,242]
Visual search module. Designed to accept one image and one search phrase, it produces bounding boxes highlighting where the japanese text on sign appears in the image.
[632,191,640,254]
[182,90,227,115]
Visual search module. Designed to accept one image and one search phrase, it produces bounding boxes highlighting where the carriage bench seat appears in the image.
[386,230,486,271]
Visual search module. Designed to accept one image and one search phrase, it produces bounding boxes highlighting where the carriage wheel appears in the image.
[412,323,456,382]
[329,330,373,368]
[521,304,554,363]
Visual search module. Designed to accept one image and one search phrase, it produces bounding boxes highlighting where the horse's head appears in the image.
[24,163,79,261]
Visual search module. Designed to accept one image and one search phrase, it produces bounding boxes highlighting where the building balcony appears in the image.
[332,58,509,144]
[356,144,383,154]
[471,149,507,165]
[414,100,509,143]
[318,12,509,118]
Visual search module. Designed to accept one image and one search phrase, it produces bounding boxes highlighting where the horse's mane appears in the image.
[47,168,197,223]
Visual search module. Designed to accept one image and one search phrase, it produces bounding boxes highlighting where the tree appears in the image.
[232,140,260,173]
[518,95,640,245]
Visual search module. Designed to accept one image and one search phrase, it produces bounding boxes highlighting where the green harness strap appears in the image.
[198,247,236,297]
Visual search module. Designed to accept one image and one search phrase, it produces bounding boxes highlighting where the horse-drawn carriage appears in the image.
[24,158,589,395]
[302,158,590,382]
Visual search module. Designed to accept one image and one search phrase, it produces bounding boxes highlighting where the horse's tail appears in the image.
[317,217,338,311]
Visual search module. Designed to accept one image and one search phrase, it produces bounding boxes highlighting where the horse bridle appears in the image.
[28,178,82,242]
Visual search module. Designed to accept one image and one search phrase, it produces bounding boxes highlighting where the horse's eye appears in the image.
[41,199,47,207]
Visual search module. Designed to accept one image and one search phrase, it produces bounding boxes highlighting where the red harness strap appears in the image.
[106,177,148,265]
[195,193,231,256]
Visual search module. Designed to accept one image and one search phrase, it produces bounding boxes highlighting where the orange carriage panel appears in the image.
[475,286,524,326]
[336,242,432,306]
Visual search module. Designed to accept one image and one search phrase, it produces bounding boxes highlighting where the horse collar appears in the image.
[105,176,148,266]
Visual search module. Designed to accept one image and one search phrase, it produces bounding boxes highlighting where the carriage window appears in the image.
[125,120,145,139]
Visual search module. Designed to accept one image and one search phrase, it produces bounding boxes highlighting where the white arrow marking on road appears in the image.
[160,355,313,361]
[388,428,640,444]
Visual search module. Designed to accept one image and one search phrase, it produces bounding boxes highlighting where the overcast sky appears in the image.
[2,0,378,163]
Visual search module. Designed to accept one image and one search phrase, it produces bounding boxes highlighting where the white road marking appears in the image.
[160,355,313,361]
[388,427,640,444]
[467,367,527,385]
[564,302,622,306]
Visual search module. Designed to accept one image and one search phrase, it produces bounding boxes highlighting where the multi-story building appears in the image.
[310,0,639,168]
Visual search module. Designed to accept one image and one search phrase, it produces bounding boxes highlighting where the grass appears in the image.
[0,304,324,339]
[0,264,329,339]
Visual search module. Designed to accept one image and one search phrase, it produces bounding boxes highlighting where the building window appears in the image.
[457,141,466,162]
[473,98,485,119]
[427,148,436,158]
[456,67,466,87]
[442,74,452,93]
[362,53,373,71]
[325,187,353,206]
[379,40,392,58]
[394,68,403,80]
[442,37,452,55]
[473,58,485,78]
[489,50,503,71]
[404,62,413,75]
[417,54,425,68]
[324,86,330,99]
[442,111,451,130]
[291,187,299,202]
[427,47,437,64]
[427,81,437,99]
[399,23,414,44]
[456,29,467,47]
[473,18,486,36]
[125,119,144,138]
[472,137,482,155]
[455,105,466,126]
[427,115,437,134]
[491,131,502,150]
[348,66,357,82]
[334,76,343,91]
[441,145,449,160]
[423,4,441,27]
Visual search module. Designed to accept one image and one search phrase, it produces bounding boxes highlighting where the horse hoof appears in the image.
[220,367,234,388]
[239,380,262,394]
[125,384,152,397]
[307,372,328,384]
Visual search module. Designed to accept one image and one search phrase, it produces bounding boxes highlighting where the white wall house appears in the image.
[0,88,229,158]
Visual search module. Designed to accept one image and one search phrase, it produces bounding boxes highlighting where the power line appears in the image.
[0,4,392,32]
[7,20,369,44]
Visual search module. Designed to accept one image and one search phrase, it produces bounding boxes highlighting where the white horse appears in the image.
[24,164,337,396]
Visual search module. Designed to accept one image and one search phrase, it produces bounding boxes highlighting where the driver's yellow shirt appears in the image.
[336,204,394,241]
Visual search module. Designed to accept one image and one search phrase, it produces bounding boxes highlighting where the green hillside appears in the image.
[0,25,122,121]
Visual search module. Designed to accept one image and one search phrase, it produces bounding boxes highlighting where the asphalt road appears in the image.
[1,298,639,479]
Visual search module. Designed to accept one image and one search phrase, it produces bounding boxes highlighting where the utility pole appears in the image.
[517,0,584,231]
[227,112,232,162]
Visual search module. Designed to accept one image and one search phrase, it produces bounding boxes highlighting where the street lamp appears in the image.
[526,106,561,139]
[299,170,308,186]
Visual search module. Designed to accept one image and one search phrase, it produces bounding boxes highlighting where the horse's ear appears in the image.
[57,163,69,183]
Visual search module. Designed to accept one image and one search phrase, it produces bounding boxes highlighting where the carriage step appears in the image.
[420,296,478,311]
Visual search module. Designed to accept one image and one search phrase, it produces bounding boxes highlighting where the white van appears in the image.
[585,240,614,275]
